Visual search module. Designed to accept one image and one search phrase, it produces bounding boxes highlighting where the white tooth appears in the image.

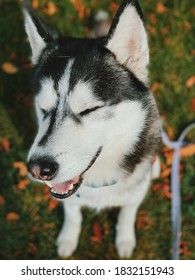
[69,184,74,190]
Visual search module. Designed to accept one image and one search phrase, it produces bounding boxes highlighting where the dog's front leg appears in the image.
[57,202,82,258]
[115,204,139,259]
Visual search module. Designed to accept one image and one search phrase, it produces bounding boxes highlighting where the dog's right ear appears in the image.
[105,0,149,85]
[23,6,58,64]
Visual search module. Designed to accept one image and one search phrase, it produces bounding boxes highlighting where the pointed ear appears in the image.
[23,6,58,64]
[106,0,149,84]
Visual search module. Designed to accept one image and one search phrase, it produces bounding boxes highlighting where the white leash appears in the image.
[161,123,195,259]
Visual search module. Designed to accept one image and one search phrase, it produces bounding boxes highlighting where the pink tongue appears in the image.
[52,176,80,193]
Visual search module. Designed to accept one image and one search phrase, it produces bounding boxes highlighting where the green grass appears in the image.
[0,0,195,260]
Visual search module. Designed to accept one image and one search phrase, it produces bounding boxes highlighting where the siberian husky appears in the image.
[24,0,161,258]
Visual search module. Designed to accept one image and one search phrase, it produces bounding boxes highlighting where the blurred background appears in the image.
[0,0,194,260]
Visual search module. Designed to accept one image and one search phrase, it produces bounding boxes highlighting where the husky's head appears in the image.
[24,0,156,199]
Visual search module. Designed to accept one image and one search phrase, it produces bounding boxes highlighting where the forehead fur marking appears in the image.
[57,59,75,115]
[37,59,75,146]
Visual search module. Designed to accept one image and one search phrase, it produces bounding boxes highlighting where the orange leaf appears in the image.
[164,124,174,140]
[186,76,195,88]
[0,195,5,206]
[156,2,167,14]
[148,13,157,24]
[160,168,171,178]
[110,3,120,14]
[6,212,20,222]
[43,1,58,16]
[2,62,18,74]
[165,152,174,165]
[152,182,162,192]
[70,0,85,19]
[32,0,39,9]
[136,210,153,229]
[17,179,30,190]
[152,182,171,199]
[48,198,58,210]
[91,221,102,243]
[179,144,195,158]
[151,82,160,92]
[13,161,28,176]
[0,137,10,152]
[163,184,172,199]
[190,98,195,111]
[180,241,192,257]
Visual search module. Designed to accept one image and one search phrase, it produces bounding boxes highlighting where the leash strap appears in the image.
[161,123,195,260]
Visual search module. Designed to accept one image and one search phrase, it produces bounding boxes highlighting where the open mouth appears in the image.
[50,147,102,199]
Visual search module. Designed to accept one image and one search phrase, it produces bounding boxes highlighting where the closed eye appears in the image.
[79,106,104,117]
[41,108,47,115]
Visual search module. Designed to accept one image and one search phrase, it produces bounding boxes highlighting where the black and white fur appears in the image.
[24,0,161,258]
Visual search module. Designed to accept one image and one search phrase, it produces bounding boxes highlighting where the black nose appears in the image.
[27,157,59,181]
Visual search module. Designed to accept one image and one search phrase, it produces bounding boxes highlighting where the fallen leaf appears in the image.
[28,242,37,255]
[164,124,174,140]
[70,0,85,19]
[146,24,156,34]
[180,241,192,257]
[151,82,160,92]
[17,179,30,190]
[148,13,157,24]
[43,1,58,16]
[110,3,120,14]
[91,221,102,243]
[31,226,39,232]
[160,168,171,178]
[152,182,172,199]
[156,2,167,14]
[34,214,40,221]
[2,62,18,74]
[0,137,10,152]
[136,210,153,229]
[13,161,28,177]
[162,184,172,199]
[32,0,39,9]
[0,195,5,206]
[183,21,192,31]
[152,182,162,192]
[186,76,195,88]
[165,151,174,165]
[48,198,58,210]
[43,223,55,230]
[161,162,168,170]
[6,212,20,222]
[190,98,195,111]
[179,144,195,158]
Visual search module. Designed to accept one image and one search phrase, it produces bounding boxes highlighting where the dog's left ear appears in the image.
[23,6,58,64]
[106,0,149,84]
